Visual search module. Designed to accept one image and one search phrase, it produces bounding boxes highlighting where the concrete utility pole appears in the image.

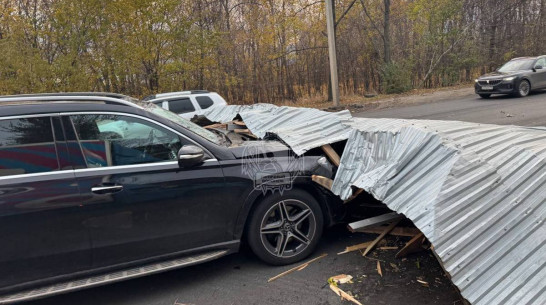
[325,0,340,106]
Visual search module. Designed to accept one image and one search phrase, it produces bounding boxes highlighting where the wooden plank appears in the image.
[311,175,333,191]
[232,120,247,126]
[395,232,426,258]
[204,123,227,129]
[337,241,372,255]
[355,226,421,237]
[362,219,401,257]
[267,253,327,282]
[348,212,404,232]
[321,144,341,166]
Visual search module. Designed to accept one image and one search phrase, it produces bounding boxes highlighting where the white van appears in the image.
[143,90,227,119]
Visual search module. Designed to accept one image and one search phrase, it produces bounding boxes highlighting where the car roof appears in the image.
[142,90,212,101]
[510,56,546,61]
[0,92,141,108]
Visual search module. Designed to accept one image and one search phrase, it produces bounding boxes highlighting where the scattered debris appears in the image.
[389,263,400,272]
[311,175,334,191]
[348,212,404,232]
[329,284,364,305]
[417,278,429,287]
[377,261,383,277]
[362,220,401,257]
[267,253,327,282]
[329,274,354,285]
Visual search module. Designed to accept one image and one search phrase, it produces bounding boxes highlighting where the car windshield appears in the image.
[498,59,535,72]
[135,101,223,145]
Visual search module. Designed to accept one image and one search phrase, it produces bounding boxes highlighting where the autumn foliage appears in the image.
[0,0,543,103]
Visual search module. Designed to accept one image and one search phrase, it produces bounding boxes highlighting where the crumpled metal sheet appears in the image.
[202,104,353,154]
[202,105,546,305]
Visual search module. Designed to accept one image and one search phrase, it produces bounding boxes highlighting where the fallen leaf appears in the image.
[377,261,383,277]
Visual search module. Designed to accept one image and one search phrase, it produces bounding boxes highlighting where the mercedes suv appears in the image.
[475,55,546,98]
[0,93,343,303]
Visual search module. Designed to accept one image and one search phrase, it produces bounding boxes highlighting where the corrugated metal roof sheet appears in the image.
[203,104,353,154]
[203,105,546,305]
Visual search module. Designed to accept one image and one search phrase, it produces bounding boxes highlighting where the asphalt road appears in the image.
[354,88,546,126]
[27,88,544,305]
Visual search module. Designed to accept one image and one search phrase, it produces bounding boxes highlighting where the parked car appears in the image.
[0,92,343,303]
[143,90,227,119]
[475,55,546,98]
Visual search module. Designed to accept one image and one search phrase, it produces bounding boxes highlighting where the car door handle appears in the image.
[91,185,123,194]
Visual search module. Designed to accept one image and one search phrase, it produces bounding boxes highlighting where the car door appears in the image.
[533,58,546,88]
[0,115,91,291]
[65,112,228,269]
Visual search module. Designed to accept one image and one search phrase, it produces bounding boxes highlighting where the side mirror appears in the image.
[177,145,205,168]
[535,65,543,70]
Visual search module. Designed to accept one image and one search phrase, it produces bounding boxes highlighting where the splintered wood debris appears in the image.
[204,120,257,138]
[267,253,327,282]
[328,274,363,305]
[362,220,401,257]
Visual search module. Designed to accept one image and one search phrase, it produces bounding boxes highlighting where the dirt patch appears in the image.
[322,86,475,113]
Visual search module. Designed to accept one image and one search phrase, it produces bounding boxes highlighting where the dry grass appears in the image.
[272,83,474,110]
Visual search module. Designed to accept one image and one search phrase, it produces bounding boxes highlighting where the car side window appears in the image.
[196,96,214,109]
[536,58,546,68]
[168,98,195,114]
[69,114,185,167]
[0,117,60,176]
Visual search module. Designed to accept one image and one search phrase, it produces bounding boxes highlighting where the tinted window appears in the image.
[196,96,214,109]
[0,117,59,176]
[536,58,546,67]
[70,114,184,167]
[168,98,194,114]
[498,59,534,72]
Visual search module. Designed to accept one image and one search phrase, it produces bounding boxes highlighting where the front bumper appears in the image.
[474,81,517,95]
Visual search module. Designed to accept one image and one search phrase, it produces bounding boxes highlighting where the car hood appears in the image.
[228,140,292,159]
[479,71,522,79]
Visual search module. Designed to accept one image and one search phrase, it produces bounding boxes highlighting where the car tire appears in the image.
[246,189,324,265]
[479,94,491,99]
[515,80,531,97]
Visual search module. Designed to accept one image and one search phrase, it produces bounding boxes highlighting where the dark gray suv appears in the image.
[0,93,343,303]
[474,55,546,98]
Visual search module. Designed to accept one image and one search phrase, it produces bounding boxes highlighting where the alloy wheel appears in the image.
[519,80,530,97]
[259,199,316,258]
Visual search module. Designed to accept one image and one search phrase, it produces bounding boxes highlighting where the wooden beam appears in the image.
[395,232,426,258]
[321,144,341,166]
[311,175,333,191]
[362,219,400,257]
[204,123,227,129]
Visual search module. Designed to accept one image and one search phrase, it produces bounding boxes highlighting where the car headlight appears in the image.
[474,79,479,83]
[503,76,516,81]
